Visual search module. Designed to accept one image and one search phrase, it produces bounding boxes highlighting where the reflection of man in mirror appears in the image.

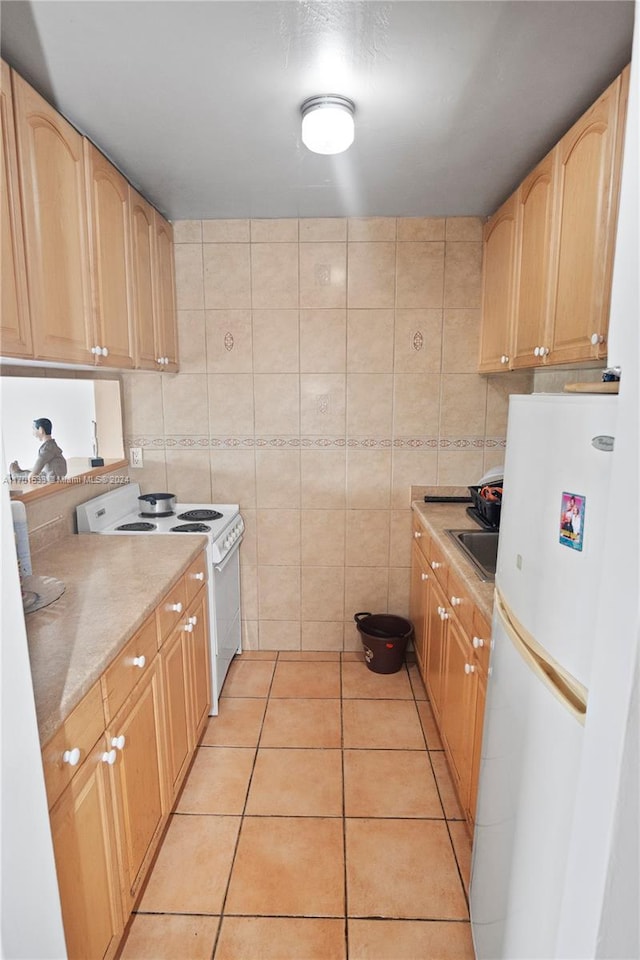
[10,418,68,482]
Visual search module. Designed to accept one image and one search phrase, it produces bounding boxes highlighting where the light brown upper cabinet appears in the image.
[153,213,179,371]
[129,189,179,371]
[3,61,179,371]
[129,188,158,369]
[549,67,628,364]
[85,141,135,368]
[478,192,519,373]
[13,70,94,364]
[511,151,556,369]
[479,66,629,372]
[1,61,32,358]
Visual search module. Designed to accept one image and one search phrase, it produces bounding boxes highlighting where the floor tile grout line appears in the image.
[339,653,350,959]
[208,657,277,958]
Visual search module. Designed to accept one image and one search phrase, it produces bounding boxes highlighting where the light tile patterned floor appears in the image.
[120,652,476,960]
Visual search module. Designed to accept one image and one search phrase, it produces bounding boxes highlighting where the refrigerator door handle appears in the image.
[494,587,588,724]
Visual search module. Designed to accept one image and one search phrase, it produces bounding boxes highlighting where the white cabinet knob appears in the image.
[450,596,461,606]
[63,747,81,766]
[421,572,429,581]
[111,736,126,751]
[472,636,485,648]
[437,606,449,621]
[102,749,117,765]
[464,663,476,675]
[591,333,604,345]
[500,355,509,364]
[542,347,550,356]
[132,655,146,669]
[102,346,109,358]
[182,622,194,633]
[431,561,442,570]
[534,347,540,357]
[191,571,205,581]
[168,602,183,613]
[91,346,99,355]
[188,615,198,626]
[414,531,422,539]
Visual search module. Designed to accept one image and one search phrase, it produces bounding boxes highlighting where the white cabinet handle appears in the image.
[188,615,198,626]
[102,749,117,765]
[534,346,540,357]
[464,663,476,675]
[111,736,126,751]
[414,531,422,539]
[182,622,194,633]
[101,346,109,358]
[591,333,604,346]
[472,636,485,649]
[542,347,550,356]
[450,596,461,606]
[500,355,509,364]
[191,571,205,581]
[168,602,183,613]
[421,572,429,581]
[431,561,442,570]
[437,606,449,621]
[63,747,81,766]
[132,655,146,668]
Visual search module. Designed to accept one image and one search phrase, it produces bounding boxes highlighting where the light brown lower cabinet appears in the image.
[48,742,123,960]
[107,660,168,913]
[410,515,491,829]
[42,552,211,959]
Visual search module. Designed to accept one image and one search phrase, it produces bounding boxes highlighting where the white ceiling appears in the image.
[0,1,635,221]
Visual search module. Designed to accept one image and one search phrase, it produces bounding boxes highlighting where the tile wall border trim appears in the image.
[124,435,506,450]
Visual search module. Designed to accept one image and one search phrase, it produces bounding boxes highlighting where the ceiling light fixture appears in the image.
[300,95,355,155]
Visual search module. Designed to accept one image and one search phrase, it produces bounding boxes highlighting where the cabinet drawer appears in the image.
[102,613,158,722]
[426,539,449,592]
[184,551,208,606]
[411,515,431,562]
[446,567,474,636]
[156,578,188,644]
[471,608,492,675]
[42,681,105,809]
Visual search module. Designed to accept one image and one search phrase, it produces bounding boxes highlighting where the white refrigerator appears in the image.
[470,393,618,960]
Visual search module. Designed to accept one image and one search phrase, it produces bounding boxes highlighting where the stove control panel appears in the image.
[222,519,244,551]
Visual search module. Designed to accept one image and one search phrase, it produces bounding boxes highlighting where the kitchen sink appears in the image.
[445,529,499,582]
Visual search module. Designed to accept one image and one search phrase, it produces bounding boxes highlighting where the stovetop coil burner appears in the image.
[171,523,211,533]
[178,509,223,522]
[117,521,157,532]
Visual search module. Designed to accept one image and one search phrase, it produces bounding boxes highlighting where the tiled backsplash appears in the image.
[122,217,532,651]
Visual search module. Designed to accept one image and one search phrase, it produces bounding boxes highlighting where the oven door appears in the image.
[211,545,241,697]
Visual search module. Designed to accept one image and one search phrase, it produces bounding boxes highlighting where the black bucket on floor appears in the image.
[354,612,413,674]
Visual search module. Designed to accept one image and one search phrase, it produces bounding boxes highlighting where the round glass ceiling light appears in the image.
[301,95,355,155]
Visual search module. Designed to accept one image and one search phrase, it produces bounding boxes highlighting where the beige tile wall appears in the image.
[122,217,532,651]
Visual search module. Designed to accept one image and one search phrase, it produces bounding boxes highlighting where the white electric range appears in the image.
[76,482,244,713]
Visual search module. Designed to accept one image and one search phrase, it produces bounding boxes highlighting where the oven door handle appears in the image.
[213,537,243,572]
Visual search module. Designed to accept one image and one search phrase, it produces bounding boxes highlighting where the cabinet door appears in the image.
[107,662,167,912]
[186,588,212,743]
[1,61,32,358]
[425,575,449,722]
[512,152,556,369]
[478,192,519,373]
[409,542,431,680]
[550,74,622,363]
[154,212,179,370]
[13,70,93,363]
[468,668,487,825]
[49,746,123,960]
[440,617,478,814]
[85,141,134,368]
[161,625,192,800]
[130,187,158,370]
